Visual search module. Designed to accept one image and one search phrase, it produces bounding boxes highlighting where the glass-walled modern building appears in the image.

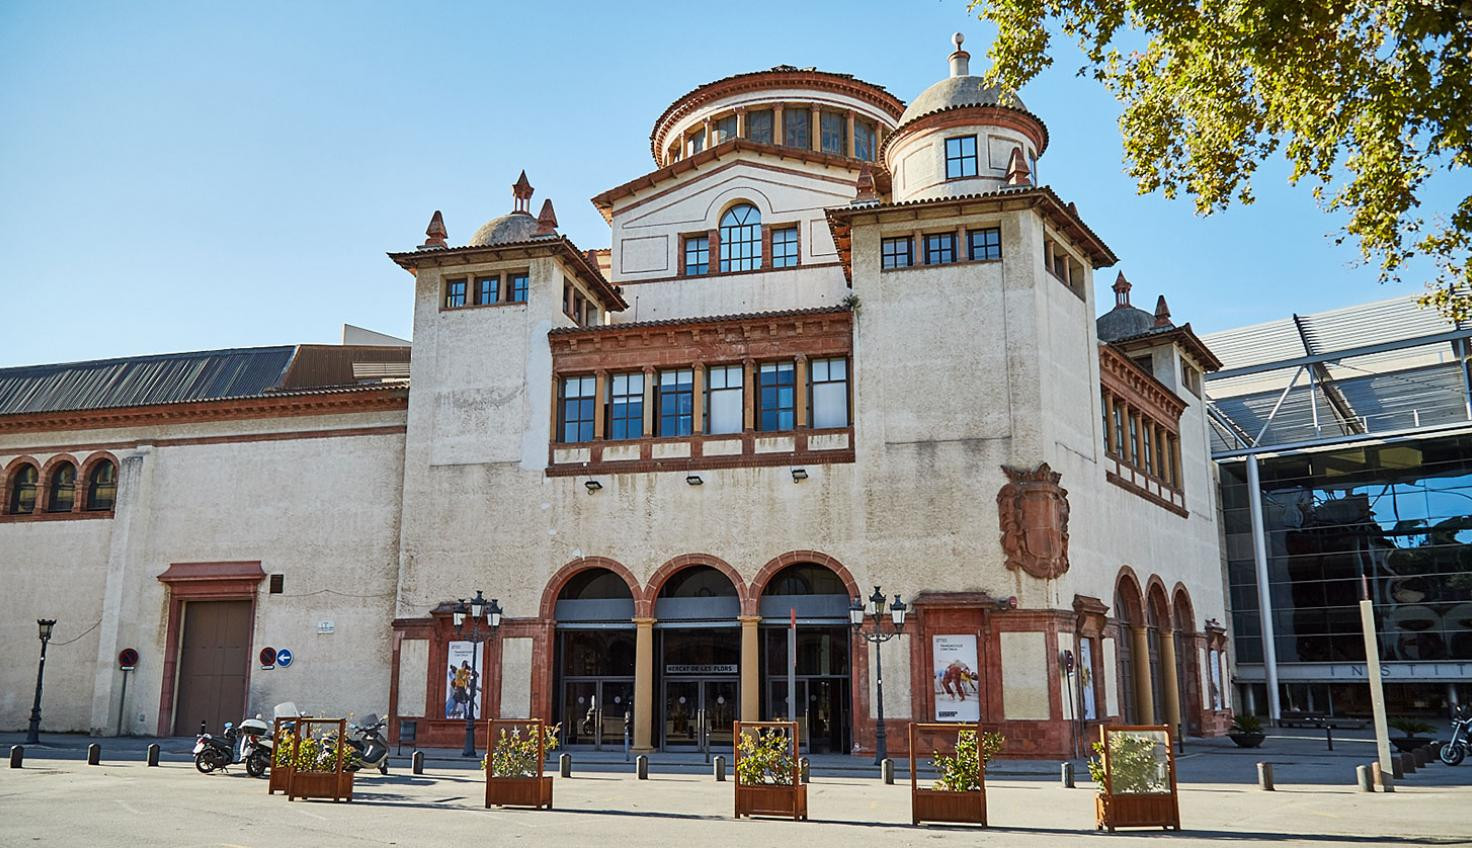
[1207,296,1472,720]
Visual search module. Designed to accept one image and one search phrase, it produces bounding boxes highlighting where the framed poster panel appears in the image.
[932,634,981,722]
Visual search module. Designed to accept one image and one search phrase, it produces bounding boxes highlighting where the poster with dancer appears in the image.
[445,641,480,719]
[932,634,981,722]
[1079,637,1097,720]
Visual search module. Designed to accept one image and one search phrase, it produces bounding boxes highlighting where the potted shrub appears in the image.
[1228,713,1266,748]
[1389,717,1435,753]
[483,719,557,809]
[286,718,355,802]
[268,724,295,795]
[733,721,806,820]
[1090,726,1180,832]
[908,722,1004,826]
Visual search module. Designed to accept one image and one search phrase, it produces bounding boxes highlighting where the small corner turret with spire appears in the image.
[1005,147,1032,187]
[1153,295,1173,328]
[421,210,448,249]
[948,31,970,77]
[512,170,534,214]
[535,199,559,236]
[851,164,879,206]
[1112,271,1132,307]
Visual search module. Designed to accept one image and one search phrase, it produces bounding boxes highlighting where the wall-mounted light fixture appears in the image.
[686,474,703,486]
[791,468,808,482]
[584,480,602,493]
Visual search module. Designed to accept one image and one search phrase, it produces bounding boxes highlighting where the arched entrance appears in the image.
[1145,586,1171,725]
[653,563,743,753]
[758,562,853,753]
[552,566,638,750]
[1173,587,1200,735]
[1114,570,1147,723]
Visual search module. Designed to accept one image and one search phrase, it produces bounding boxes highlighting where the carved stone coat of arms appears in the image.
[997,463,1070,580]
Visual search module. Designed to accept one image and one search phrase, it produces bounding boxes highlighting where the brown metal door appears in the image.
[172,600,251,736]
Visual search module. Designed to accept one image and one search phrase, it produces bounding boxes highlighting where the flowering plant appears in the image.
[480,724,560,777]
[735,728,795,786]
[1087,732,1168,794]
[931,730,1005,792]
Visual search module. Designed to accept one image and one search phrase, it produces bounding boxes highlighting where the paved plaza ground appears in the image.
[2,730,1469,847]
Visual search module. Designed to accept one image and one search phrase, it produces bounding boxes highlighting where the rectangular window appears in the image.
[607,372,645,440]
[684,234,710,276]
[713,115,737,144]
[924,232,957,265]
[705,364,744,435]
[1128,413,1140,466]
[853,120,876,161]
[584,300,598,327]
[572,290,586,324]
[783,107,811,149]
[819,111,846,155]
[657,368,694,436]
[688,131,704,155]
[967,227,1002,261]
[770,226,799,268]
[1112,403,1125,458]
[746,109,774,144]
[810,357,849,429]
[559,375,596,443]
[508,272,529,302]
[474,275,500,305]
[945,135,978,179]
[757,361,795,432]
[881,236,913,269]
[444,277,467,308]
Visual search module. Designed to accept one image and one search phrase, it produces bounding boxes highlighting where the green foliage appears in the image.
[480,724,560,777]
[286,729,360,773]
[931,730,1006,792]
[275,729,294,767]
[968,0,1471,314]
[735,728,795,786]
[1231,713,1263,734]
[1087,733,1169,794]
[1390,717,1435,736]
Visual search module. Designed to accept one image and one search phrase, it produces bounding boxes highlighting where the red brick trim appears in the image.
[881,106,1049,161]
[155,561,266,736]
[34,453,79,514]
[0,455,40,516]
[645,553,750,614]
[1114,567,1145,625]
[1145,577,1172,630]
[1171,584,1197,635]
[1105,471,1189,517]
[747,550,860,615]
[0,388,408,435]
[539,556,648,619]
[0,425,405,457]
[1100,345,1186,421]
[546,431,854,477]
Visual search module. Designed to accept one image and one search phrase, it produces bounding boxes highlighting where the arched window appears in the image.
[47,462,76,512]
[719,204,761,272]
[86,460,117,511]
[8,464,39,514]
[764,563,847,596]
[659,565,737,598]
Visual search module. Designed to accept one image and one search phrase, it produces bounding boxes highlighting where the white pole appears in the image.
[1359,589,1394,790]
[1245,455,1282,723]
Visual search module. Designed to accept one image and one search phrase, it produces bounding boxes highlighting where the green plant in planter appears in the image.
[275,729,296,767]
[1390,717,1435,736]
[1231,713,1264,734]
[1087,733,1168,794]
[931,730,1006,792]
[480,724,560,777]
[735,728,795,786]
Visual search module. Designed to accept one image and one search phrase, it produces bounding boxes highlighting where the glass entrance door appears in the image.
[662,679,739,752]
[768,677,849,753]
[562,678,634,750]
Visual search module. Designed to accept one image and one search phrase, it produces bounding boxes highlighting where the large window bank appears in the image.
[1222,432,1472,718]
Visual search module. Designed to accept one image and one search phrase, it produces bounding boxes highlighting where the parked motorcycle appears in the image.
[193,721,238,774]
[193,716,272,776]
[326,713,390,775]
[1440,704,1471,766]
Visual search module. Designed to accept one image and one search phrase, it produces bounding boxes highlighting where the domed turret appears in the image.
[467,171,550,247]
[883,33,1049,204]
[1097,272,1167,342]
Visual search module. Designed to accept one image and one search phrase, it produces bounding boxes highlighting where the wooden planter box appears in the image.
[734,783,807,820]
[1096,792,1179,831]
[268,764,293,795]
[288,769,356,803]
[485,776,553,809]
[269,714,310,796]
[908,722,988,827]
[1093,725,1180,832]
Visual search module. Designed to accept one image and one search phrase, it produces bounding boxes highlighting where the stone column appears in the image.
[740,615,761,722]
[692,364,705,435]
[1160,630,1182,733]
[743,359,756,431]
[642,366,656,438]
[593,370,608,440]
[633,617,656,751]
[810,108,821,152]
[846,111,856,158]
[774,104,785,145]
[1131,625,1155,724]
[794,355,809,428]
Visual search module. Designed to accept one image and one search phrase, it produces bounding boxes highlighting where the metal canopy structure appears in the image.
[1203,296,1472,458]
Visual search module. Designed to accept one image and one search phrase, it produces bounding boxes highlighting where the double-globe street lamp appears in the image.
[452,591,503,758]
[26,619,57,745]
[850,587,907,765]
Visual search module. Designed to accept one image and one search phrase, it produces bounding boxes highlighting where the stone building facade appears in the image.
[0,35,1232,756]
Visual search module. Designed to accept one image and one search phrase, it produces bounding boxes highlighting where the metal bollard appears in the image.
[1372,761,1396,792]
[880,757,894,785]
[145,744,159,767]
[1257,762,1274,791]
[1414,747,1429,768]
[1061,761,1075,788]
[1401,752,1416,775]
[799,757,810,784]
[636,754,649,780]
[559,753,572,778]
[1355,764,1373,792]
[87,744,101,766]
[1325,726,1334,751]
[411,750,424,775]
[8,745,22,769]
[713,754,726,781]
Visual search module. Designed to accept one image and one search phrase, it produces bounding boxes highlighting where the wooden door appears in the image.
[172,600,252,736]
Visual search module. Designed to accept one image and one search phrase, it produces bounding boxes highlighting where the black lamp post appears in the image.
[25,619,56,745]
[452,591,502,758]
[850,586,907,765]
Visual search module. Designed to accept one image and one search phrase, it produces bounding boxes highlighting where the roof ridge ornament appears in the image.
[421,210,447,249]
[949,32,970,78]
[1005,146,1032,186]
[535,199,559,236]
[1113,271,1132,307]
[1154,295,1173,328]
[851,164,879,205]
[512,170,534,213]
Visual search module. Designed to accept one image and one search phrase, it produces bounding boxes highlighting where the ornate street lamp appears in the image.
[26,619,57,745]
[452,591,502,757]
[851,586,907,765]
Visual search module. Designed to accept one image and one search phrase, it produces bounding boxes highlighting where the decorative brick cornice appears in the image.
[881,104,1049,160]
[1099,345,1186,423]
[550,308,852,372]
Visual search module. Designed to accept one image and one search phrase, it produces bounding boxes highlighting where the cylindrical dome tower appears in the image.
[649,66,905,168]
[883,33,1049,204]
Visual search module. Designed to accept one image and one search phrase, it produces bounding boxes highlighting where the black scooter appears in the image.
[327,713,391,775]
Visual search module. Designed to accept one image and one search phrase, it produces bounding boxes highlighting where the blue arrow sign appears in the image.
[275,648,294,668]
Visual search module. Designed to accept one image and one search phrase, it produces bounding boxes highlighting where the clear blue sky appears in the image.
[0,1,1458,367]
